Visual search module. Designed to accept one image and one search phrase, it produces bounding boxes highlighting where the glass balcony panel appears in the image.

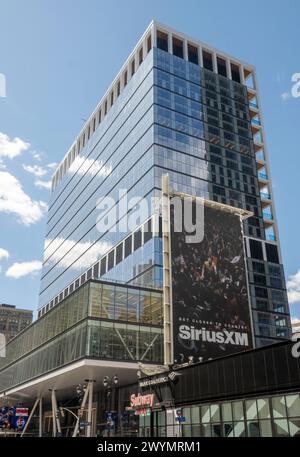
[260,192,271,200]
[249,101,258,108]
[263,211,273,221]
[258,172,268,180]
[266,234,276,241]
[256,150,265,161]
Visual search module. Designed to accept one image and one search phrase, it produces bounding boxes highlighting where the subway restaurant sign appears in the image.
[127,393,155,416]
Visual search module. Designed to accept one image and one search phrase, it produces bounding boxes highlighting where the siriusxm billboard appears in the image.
[170,198,253,363]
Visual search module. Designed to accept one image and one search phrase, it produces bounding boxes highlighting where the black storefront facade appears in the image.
[97,340,300,437]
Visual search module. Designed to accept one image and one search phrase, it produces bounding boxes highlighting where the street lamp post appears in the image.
[72,381,95,437]
[103,375,119,436]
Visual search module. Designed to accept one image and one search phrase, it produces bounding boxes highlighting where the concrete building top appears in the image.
[0,304,32,314]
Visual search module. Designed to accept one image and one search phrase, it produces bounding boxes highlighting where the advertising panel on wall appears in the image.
[166,192,253,363]
[0,406,28,431]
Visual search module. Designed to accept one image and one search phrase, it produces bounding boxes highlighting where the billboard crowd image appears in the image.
[170,198,253,363]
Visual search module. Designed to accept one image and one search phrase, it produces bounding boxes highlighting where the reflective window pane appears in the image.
[288,418,300,437]
[112,323,127,359]
[191,424,201,436]
[247,421,260,437]
[201,405,211,423]
[114,287,127,320]
[101,285,115,319]
[157,410,165,426]
[274,419,289,436]
[222,403,232,421]
[233,401,244,421]
[233,421,245,437]
[201,423,212,437]
[223,422,234,437]
[127,290,139,322]
[100,321,114,358]
[140,291,151,324]
[272,396,287,418]
[257,398,270,419]
[210,404,220,423]
[211,423,222,437]
[246,399,258,420]
[151,293,163,325]
[191,406,200,424]
[89,282,102,317]
[259,419,272,437]
[285,394,300,417]
[183,407,191,424]
[182,424,191,437]
[126,324,140,359]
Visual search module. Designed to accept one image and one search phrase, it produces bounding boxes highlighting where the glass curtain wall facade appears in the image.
[0,280,163,393]
[39,23,291,349]
[151,47,290,347]
[39,49,160,308]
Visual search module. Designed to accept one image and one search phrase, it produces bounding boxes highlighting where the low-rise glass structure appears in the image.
[114,341,300,438]
[137,393,300,437]
[0,280,163,393]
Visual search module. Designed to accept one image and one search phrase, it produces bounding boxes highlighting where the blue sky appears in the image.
[0,0,299,320]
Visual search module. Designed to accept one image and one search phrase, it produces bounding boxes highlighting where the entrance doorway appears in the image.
[139,409,182,437]
[139,410,166,437]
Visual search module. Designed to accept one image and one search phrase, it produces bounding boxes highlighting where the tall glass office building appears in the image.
[38,21,291,348]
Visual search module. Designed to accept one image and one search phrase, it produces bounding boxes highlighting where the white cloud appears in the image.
[23,164,48,177]
[0,248,10,274]
[291,317,300,333]
[0,132,30,159]
[44,237,112,270]
[0,171,48,225]
[0,248,9,260]
[281,91,291,102]
[289,291,300,305]
[287,269,300,304]
[69,156,112,178]
[35,179,52,190]
[47,162,58,170]
[6,260,42,279]
[32,151,43,162]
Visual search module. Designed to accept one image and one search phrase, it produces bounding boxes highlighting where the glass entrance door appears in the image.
[139,410,166,437]
[153,410,166,437]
